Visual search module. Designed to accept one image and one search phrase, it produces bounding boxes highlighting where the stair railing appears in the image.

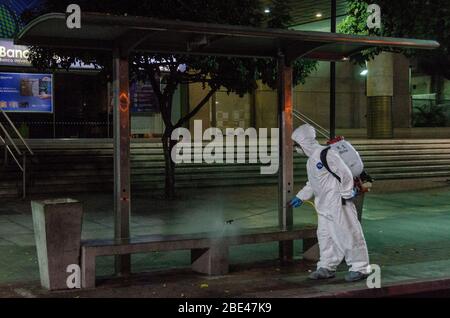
[0,109,34,198]
[292,109,331,139]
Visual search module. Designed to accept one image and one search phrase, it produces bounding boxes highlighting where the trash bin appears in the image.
[31,198,83,290]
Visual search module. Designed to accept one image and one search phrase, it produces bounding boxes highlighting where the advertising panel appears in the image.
[0,72,53,113]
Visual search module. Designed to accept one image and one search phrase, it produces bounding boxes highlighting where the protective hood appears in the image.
[291,124,322,157]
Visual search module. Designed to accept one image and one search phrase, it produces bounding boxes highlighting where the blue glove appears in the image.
[342,188,359,205]
[351,187,359,198]
[289,197,303,208]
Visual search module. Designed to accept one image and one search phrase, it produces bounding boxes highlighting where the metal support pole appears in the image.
[113,48,131,276]
[330,62,336,139]
[329,0,337,139]
[277,53,294,263]
[53,107,56,139]
[107,81,111,139]
[22,153,26,199]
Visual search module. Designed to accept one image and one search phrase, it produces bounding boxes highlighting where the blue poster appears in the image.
[130,80,160,113]
[0,72,53,113]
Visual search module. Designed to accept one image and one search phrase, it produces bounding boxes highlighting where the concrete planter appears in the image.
[31,198,83,290]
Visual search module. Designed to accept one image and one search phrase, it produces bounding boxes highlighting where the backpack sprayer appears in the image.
[293,110,374,195]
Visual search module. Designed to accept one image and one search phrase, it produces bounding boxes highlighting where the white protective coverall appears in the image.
[293,124,369,273]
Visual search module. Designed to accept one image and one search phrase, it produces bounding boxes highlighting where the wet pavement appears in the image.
[0,179,450,297]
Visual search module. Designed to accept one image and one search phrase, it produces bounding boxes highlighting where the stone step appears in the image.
[26,156,450,170]
[24,171,450,195]
[0,188,19,198]
[22,161,450,181]
[1,139,450,198]
[31,144,450,154]
[25,166,450,189]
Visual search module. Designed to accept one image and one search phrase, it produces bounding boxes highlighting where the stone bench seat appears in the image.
[81,224,317,288]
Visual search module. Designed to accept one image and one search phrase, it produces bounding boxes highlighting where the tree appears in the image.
[23,0,316,198]
[338,0,450,82]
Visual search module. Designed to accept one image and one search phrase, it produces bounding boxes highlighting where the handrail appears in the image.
[294,110,330,136]
[0,135,23,172]
[293,110,330,137]
[0,110,33,198]
[293,109,330,139]
[0,109,34,155]
[0,122,22,155]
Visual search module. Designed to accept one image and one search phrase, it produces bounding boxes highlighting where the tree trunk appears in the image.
[159,87,216,200]
[162,127,176,199]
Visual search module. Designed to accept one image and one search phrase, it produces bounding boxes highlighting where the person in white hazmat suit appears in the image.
[289,124,370,282]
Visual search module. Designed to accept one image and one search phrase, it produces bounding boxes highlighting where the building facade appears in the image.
[0,0,448,140]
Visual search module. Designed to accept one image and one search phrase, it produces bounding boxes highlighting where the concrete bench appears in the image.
[81,225,317,288]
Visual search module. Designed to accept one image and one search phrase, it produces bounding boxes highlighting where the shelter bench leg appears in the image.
[302,238,319,262]
[279,240,294,264]
[81,247,97,288]
[191,243,229,275]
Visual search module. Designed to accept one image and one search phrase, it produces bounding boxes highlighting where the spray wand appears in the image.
[225,200,317,225]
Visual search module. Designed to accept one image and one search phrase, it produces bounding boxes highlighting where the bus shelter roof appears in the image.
[15,12,439,61]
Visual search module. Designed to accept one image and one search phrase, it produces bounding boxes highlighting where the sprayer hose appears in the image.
[304,200,316,209]
[225,200,317,224]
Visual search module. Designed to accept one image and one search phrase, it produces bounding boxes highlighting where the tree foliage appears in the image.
[413,102,447,127]
[23,0,265,93]
[338,0,450,79]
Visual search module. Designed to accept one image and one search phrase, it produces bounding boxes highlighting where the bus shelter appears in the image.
[16,12,439,277]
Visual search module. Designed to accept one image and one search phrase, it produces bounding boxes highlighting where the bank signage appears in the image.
[0,72,53,113]
[0,39,31,66]
[0,39,96,69]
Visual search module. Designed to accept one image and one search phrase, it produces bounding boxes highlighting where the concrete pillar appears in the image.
[393,54,412,128]
[367,52,394,138]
